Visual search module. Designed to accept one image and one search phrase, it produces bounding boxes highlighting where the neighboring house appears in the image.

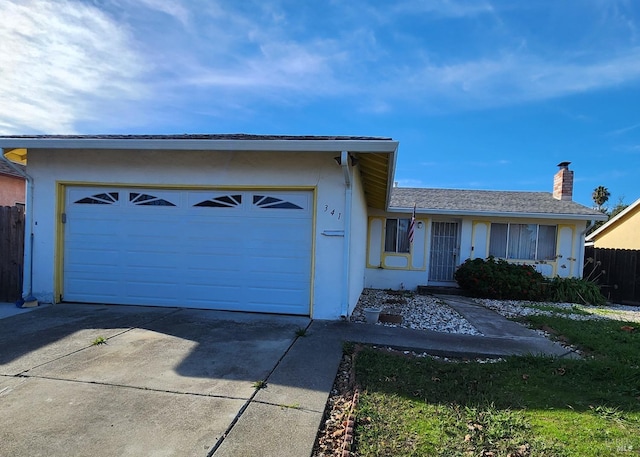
[585,197,640,249]
[0,159,25,207]
[0,135,605,319]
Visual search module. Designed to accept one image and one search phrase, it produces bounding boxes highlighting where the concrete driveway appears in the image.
[0,304,316,457]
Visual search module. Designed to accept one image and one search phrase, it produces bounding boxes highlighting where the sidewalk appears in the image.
[0,301,47,319]
[214,294,576,456]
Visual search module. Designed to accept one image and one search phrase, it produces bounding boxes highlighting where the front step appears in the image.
[417,285,469,296]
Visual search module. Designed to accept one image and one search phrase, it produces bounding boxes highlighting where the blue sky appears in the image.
[1,0,639,208]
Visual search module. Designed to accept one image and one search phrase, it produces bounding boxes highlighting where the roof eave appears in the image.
[384,147,398,211]
[0,138,399,154]
[585,196,640,241]
[388,207,609,221]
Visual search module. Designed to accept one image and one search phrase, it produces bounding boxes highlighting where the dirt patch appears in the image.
[312,352,357,457]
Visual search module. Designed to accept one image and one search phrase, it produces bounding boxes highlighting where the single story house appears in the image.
[585,197,640,249]
[0,135,606,319]
[0,159,26,207]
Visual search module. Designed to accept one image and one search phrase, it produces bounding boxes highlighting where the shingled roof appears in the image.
[390,188,605,219]
[0,160,25,178]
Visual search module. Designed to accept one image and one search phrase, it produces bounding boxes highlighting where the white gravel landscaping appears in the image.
[475,298,640,323]
[350,289,640,337]
[350,289,481,335]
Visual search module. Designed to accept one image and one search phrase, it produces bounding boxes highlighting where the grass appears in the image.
[91,336,107,346]
[525,303,591,316]
[353,315,640,456]
[252,380,267,389]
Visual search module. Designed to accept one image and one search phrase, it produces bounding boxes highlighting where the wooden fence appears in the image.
[0,206,25,302]
[584,246,640,305]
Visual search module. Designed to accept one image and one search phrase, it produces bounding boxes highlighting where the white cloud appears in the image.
[386,48,640,111]
[2,0,640,133]
[607,122,640,136]
[168,39,349,108]
[134,0,190,25]
[0,0,147,133]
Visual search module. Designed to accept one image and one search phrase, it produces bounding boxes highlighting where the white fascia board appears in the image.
[0,138,399,154]
[585,196,640,241]
[388,207,609,221]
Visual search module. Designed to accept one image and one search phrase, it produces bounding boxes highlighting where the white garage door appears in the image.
[63,187,313,315]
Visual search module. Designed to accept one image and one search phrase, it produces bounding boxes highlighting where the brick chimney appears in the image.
[553,161,573,201]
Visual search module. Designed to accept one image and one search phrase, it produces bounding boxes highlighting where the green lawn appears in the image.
[353,316,640,456]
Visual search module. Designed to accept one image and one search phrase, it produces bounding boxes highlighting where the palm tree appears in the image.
[592,186,610,212]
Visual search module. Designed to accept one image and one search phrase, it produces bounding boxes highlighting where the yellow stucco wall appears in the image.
[592,207,640,249]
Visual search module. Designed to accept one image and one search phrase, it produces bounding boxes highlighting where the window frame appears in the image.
[384,218,411,253]
[488,222,557,261]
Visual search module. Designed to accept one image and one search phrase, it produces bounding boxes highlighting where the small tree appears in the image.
[587,193,629,235]
[592,186,610,212]
[609,196,628,219]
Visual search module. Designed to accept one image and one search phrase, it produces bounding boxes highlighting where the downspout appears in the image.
[340,150,352,318]
[0,152,34,302]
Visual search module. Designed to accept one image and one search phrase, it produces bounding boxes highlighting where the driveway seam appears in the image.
[13,327,135,376]
[12,373,253,401]
[248,399,323,414]
[207,320,312,456]
[12,308,184,377]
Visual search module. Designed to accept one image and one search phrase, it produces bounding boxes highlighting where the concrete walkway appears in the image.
[214,294,576,456]
[0,296,575,457]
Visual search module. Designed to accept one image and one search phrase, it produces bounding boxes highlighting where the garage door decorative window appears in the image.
[129,192,175,206]
[194,194,242,208]
[253,195,302,209]
[75,192,119,205]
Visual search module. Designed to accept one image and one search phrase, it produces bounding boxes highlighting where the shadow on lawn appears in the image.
[354,347,640,413]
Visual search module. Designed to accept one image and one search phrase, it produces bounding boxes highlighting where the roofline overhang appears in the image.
[384,152,398,212]
[585,196,640,241]
[0,137,399,154]
[0,136,399,209]
[388,207,609,221]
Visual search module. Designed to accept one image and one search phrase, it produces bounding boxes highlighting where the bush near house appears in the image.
[454,257,546,301]
[455,257,607,305]
[545,277,606,306]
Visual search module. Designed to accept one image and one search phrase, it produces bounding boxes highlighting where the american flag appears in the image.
[408,204,416,244]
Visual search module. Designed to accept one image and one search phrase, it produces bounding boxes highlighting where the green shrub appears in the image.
[545,277,606,306]
[454,257,546,300]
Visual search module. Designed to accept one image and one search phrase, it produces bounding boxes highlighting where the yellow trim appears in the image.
[55,181,317,191]
[55,182,317,316]
[381,216,410,270]
[381,252,412,270]
[54,182,66,303]
[419,217,429,271]
[365,216,383,269]
[485,223,491,258]
[470,220,490,260]
[556,224,576,277]
[309,187,317,317]
[366,215,427,271]
[481,221,572,277]
[3,148,27,165]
